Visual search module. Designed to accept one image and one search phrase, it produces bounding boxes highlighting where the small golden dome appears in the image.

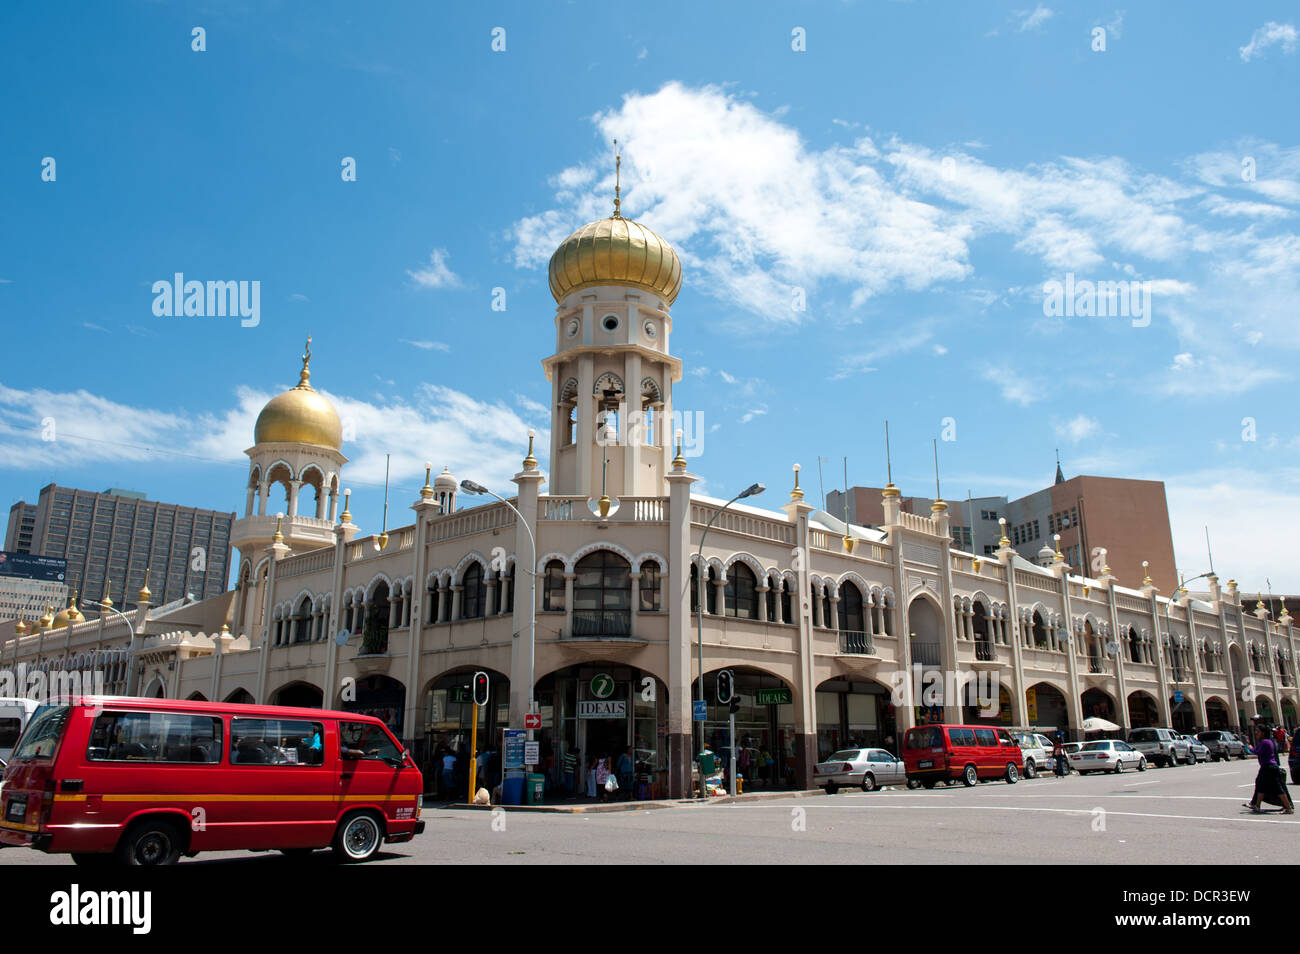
[51,607,71,630]
[15,619,27,635]
[254,338,343,450]
[548,215,683,305]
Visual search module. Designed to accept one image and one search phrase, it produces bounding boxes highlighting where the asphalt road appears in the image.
[3,756,1293,865]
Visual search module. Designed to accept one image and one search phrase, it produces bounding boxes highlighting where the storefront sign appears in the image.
[1026,688,1038,723]
[590,673,616,699]
[755,688,792,706]
[449,687,471,704]
[578,700,627,718]
[503,728,526,769]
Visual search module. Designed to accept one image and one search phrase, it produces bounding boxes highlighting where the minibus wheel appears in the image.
[962,764,978,787]
[1004,763,1018,784]
[333,811,383,863]
[117,819,183,866]
[71,853,112,866]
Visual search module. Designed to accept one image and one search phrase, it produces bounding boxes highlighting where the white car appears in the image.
[814,747,907,793]
[1069,740,1147,774]
[1011,731,1051,778]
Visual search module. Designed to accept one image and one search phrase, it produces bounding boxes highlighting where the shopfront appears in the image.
[421,668,510,794]
[535,665,668,799]
[816,678,896,758]
[696,668,797,790]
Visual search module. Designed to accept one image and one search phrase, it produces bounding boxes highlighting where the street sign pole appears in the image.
[468,701,479,804]
[729,707,737,797]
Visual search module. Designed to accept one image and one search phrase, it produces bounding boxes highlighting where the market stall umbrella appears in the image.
[1081,717,1120,733]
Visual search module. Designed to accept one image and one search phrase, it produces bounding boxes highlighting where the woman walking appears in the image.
[1243,724,1294,814]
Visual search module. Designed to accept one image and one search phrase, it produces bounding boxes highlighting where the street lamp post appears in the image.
[695,482,765,797]
[1161,570,1215,731]
[85,599,137,696]
[459,477,538,730]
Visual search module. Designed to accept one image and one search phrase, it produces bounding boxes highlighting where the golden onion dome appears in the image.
[253,338,343,451]
[51,607,71,630]
[548,214,683,305]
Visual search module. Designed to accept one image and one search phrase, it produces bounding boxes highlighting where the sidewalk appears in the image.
[425,788,826,814]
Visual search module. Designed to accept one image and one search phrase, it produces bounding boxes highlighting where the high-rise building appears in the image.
[828,470,1177,591]
[3,485,234,608]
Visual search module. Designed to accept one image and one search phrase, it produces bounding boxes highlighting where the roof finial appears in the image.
[298,334,313,388]
[612,139,622,219]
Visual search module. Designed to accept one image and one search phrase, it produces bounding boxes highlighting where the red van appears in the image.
[0,696,424,865]
[903,724,1023,788]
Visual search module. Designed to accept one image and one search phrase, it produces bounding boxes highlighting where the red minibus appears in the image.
[903,723,1023,788]
[0,696,424,865]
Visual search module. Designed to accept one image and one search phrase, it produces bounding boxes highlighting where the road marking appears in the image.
[1119,780,1159,786]
[1212,772,1238,777]
[727,803,1300,825]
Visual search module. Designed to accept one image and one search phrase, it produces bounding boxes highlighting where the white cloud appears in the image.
[1015,6,1054,32]
[401,339,451,352]
[1170,352,1195,371]
[407,248,462,289]
[1056,414,1101,442]
[980,368,1041,407]
[1239,21,1298,62]
[932,344,948,355]
[0,380,544,497]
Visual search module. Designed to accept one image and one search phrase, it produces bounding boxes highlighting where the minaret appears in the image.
[542,144,684,498]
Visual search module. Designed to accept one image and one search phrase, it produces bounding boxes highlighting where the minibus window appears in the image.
[230,718,324,765]
[949,728,977,747]
[906,727,942,749]
[340,721,402,762]
[86,712,223,763]
[974,729,998,746]
[12,706,69,760]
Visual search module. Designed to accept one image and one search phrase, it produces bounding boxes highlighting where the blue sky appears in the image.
[1,1,1298,589]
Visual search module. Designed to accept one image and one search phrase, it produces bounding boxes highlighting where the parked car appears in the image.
[1181,735,1211,763]
[1069,740,1146,774]
[903,724,1022,788]
[814,747,906,793]
[1010,731,1051,778]
[1196,730,1246,761]
[0,696,424,865]
[1127,727,1190,767]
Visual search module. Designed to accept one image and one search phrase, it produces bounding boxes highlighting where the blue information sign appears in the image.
[1173,690,1184,704]
[692,700,707,722]
[503,728,526,770]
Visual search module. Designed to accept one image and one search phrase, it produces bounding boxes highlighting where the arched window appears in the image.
[690,563,700,613]
[706,567,720,616]
[572,550,631,637]
[766,579,778,623]
[294,597,313,644]
[838,582,864,633]
[427,581,439,623]
[781,582,792,625]
[462,564,486,619]
[1128,626,1141,663]
[1031,611,1047,649]
[363,583,390,654]
[639,561,661,612]
[725,564,757,619]
[501,567,514,615]
[543,560,566,611]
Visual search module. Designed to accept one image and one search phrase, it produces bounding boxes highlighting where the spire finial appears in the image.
[612,139,622,218]
[523,429,538,470]
[298,334,313,388]
[672,428,687,470]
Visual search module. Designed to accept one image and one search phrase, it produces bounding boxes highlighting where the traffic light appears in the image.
[729,694,742,715]
[472,671,490,707]
[716,669,733,705]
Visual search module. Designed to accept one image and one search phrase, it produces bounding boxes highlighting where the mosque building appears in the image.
[2,193,1297,799]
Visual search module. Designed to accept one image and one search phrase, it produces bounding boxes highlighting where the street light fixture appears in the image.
[459,449,539,751]
[85,599,137,696]
[696,482,765,797]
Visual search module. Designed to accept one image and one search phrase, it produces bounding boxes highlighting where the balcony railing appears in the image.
[911,641,941,666]
[975,642,996,662]
[569,609,632,639]
[838,631,875,655]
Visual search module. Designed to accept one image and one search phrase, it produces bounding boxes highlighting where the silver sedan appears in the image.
[1069,740,1147,774]
[814,748,907,793]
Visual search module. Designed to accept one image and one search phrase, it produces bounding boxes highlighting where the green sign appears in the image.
[591,673,616,699]
[755,688,792,706]
[450,687,471,704]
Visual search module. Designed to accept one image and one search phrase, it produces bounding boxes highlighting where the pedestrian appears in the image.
[1052,732,1067,777]
[595,754,612,802]
[1243,724,1294,814]
[586,754,599,799]
[616,746,634,800]
[440,747,457,799]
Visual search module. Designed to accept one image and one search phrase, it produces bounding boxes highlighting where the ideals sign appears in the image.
[578,700,627,719]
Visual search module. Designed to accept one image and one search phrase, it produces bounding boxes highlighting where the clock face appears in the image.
[566,318,580,337]
[643,319,656,338]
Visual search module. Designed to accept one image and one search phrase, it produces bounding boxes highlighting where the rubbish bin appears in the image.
[525,773,545,805]
[501,773,524,806]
